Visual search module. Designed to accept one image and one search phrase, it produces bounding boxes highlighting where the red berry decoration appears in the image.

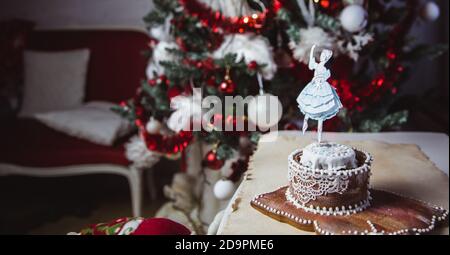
[135,119,144,128]
[176,37,188,51]
[159,75,167,83]
[219,79,236,94]
[203,150,224,170]
[203,58,216,70]
[183,84,193,95]
[284,122,300,131]
[247,61,258,70]
[207,76,217,87]
[167,86,182,100]
[120,101,128,107]
[148,79,157,86]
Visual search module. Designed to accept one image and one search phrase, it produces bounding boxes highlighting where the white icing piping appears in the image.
[251,194,313,225]
[288,148,373,176]
[300,143,358,170]
[252,191,449,235]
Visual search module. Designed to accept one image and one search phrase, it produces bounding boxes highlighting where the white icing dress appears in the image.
[297,64,342,121]
[296,46,343,143]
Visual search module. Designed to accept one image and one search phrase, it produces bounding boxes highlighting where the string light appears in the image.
[179,0,269,34]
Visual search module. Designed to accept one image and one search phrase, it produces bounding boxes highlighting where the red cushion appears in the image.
[0,119,130,167]
[27,30,149,103]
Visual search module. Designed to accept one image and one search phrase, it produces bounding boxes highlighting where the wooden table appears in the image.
[217,131,449,235]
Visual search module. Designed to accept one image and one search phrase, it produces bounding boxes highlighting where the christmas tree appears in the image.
[115,0,446,232]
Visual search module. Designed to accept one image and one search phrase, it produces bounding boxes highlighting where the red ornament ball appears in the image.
[219,79,236,94]
[203,150,225,170]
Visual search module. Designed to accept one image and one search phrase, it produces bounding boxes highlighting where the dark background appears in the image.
[0,0,448,234]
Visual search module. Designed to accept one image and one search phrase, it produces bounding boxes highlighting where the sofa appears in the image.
[0,29,151,217]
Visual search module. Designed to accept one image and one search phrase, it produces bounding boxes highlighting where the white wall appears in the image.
[0,0,153,31]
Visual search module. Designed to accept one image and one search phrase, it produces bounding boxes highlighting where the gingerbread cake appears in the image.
[250,141,449,235]
[286,142,372,216]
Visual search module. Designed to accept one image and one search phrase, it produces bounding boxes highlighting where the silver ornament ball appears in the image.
[213,179,235,200]
[146,118,162,134]
[421,2,440,22]
[247,93,283,130]
[340,5,368,33]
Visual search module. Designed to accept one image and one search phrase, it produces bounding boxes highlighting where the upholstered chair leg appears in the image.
[129,166,144,217]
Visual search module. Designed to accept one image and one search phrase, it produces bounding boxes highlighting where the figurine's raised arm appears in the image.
[308,45,317,70]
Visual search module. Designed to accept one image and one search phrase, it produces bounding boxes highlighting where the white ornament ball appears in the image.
[421,2,440,22]
[340,5,368,33]
[213,179,235,200]
[247,93,283,130]
[146,118,162,134]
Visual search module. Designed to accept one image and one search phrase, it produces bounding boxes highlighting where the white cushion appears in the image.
[34,101,133,146]
[20,49,90,117]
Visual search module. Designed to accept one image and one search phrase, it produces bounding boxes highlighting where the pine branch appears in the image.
[358,110,409,132]
[143,0,179,27]
[403,44,449,61]
[316,12,341,31]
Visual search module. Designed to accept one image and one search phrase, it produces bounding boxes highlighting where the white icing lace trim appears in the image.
[285,188,372,216]
[288,161,350,205]
[289,148,372,174]
[287,148,372,206]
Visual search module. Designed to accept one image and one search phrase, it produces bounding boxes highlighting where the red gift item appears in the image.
[78,217,191,235]
[132,218,191,235]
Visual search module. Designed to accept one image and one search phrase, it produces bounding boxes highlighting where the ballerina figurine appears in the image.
[297,45,343,143]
